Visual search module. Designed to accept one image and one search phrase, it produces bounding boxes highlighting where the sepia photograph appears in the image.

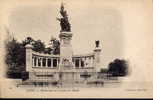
[0,0,153,98]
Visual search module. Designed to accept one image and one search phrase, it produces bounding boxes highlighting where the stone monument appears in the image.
[57,3,73,70]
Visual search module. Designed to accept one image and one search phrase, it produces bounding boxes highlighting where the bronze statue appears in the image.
[57,3,71,32]
[95,40,100,47]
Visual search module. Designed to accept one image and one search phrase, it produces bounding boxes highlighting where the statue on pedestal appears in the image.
[57,3,71,32]
[95,40,100,48]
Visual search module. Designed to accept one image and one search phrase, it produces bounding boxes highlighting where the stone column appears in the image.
[46,58,48,67]
[36,57,38,67]
[73,58,76,68]
[57,58,59,68]
[94,41,101,71]
[92,57,94,67]
[25,44,33,72]
[90,57,93,67]
[37,58,39,67]
[79,58,81,68]
[88,57,91,67]
[40,58,43,67]
[32,57,34,67]
[51,58,53,68]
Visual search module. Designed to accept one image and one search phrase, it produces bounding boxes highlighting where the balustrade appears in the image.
[31,51,94,69]
[32,54,60,68]
[72,55,94,68]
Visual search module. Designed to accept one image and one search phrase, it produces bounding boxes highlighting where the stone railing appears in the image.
[32,51,60,68]
[25,44,60,72]
[25,44,101,72]
[72,53,95,69]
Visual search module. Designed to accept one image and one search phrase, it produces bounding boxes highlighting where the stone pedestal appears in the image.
[94,43,102,72]
[25,44,33,72]
[59,31,73,70]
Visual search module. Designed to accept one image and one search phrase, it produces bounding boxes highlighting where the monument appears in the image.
[24,3,102,86]
[57,3,73,70]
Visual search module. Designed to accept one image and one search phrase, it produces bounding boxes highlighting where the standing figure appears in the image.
[57,3,71,32]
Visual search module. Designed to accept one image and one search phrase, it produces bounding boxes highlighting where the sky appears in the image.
[2,0,153,82]
[6,0,124,68]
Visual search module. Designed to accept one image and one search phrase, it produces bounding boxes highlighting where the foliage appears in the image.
[32,40,45,53]
[44,47,53,54]
[5,36,60,79]
[50,37,60,55]
[107,59,128,77]
[22,37,45,53]
[5,38,25,78]
[100,68,108,73]
[43,37,60,55]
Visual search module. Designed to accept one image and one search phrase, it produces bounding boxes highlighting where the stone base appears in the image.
[26,71,97,85]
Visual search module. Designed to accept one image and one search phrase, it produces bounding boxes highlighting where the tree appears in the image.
[32,40,45,53]
[107,59,128,77]
[5,37,46,79]
[44,47,53,54]
[22,37,45,53]
[100,68,108,73]
[5,36,59,79]
[48,37,60,55]
[52,39,60,55]
[5,38,25,78]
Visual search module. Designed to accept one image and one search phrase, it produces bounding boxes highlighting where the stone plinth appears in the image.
[25,44,33,72]
[59,31,73,70]
[94,44,102,72]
